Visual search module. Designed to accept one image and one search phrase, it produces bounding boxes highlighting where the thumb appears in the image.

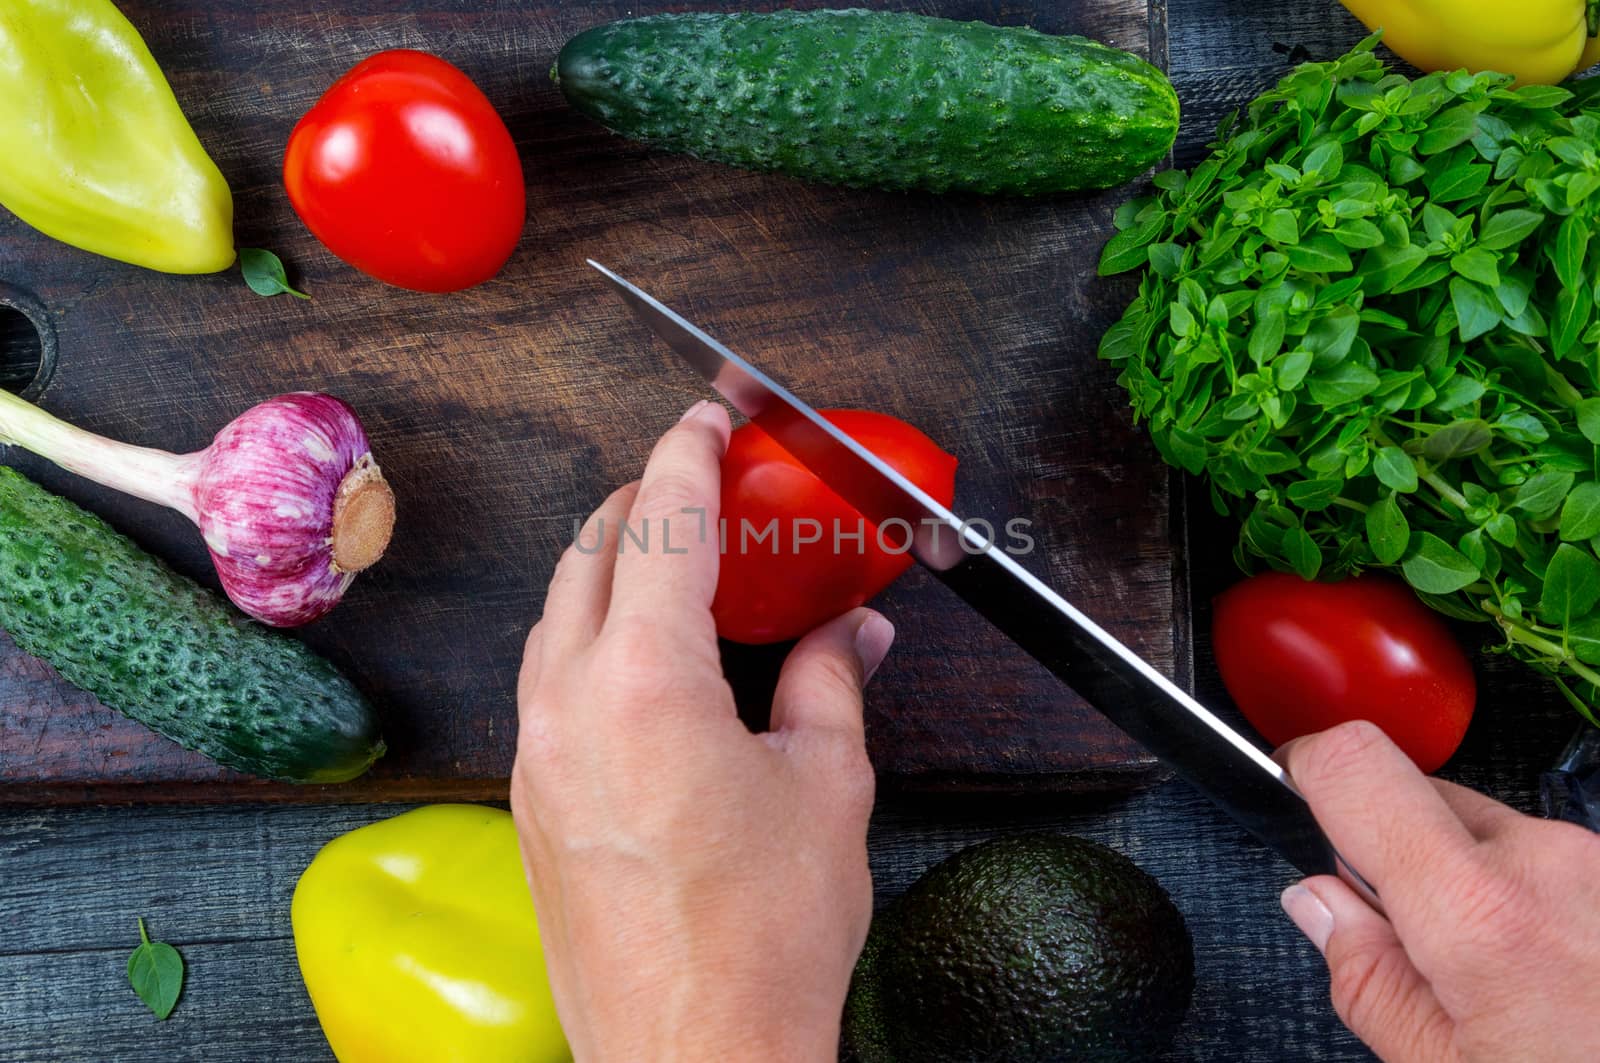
[1283,877,1458,1063]
[768,608,894,737]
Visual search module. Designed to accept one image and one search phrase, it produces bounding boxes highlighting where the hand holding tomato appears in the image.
[714,410,957,644]
[513,401,891,1059]
[1212,572,1475,773]
[284,50,525,292]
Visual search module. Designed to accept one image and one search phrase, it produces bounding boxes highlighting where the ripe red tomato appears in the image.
[714,410,957,645]
[1212,572,1476,774]
[283,50,525,292]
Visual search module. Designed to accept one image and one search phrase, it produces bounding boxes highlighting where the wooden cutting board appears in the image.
[0,0,1183,802]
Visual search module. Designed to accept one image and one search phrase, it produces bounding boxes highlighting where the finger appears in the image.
[609,401,732,633]
[1430,778,1522,840]
[538,482,640,662]
[1280,722,1478,903]
[517,623,545,720]
[1283,877,1457,1063]
[769,609,895,736]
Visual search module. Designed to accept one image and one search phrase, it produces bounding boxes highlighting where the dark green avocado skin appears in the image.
[555,9,1179,196]
[0,466,384,783]
[844,832,1195,1063]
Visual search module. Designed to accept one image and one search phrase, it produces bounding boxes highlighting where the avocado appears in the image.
[844,833,1194,1062]
[554,10,1180,197]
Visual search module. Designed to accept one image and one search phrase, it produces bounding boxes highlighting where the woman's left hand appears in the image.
[512,400,895,1062]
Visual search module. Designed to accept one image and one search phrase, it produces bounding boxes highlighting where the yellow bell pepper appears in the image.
[0,0,234,272]
[1340,0,1600,85]
[292,805,570,1063]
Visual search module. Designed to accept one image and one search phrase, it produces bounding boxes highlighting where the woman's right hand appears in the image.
[1279,721,1600,1062]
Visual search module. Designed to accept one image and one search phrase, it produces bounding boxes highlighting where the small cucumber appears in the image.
[0,466,384,783]
[555,9,1179,196]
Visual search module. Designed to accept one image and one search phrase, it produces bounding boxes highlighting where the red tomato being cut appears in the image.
[1212,572,1476,774]
[284,50,525,292]
[714,410,958,644]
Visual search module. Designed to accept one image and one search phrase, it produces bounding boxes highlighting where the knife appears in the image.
[589,259,1371,890]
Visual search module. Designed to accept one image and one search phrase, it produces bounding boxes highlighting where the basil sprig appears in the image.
[1100,35,1600,723]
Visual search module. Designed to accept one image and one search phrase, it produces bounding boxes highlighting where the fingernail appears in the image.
[854,613,895,684]
[1281,882,1334,954]
[678,399,710,424]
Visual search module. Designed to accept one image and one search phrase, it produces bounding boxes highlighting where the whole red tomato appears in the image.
[714,410,957,644]
[1212,572,1475,774]
[283,50,525,292]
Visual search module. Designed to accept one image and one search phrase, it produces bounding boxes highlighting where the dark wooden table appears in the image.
[0,1,1586,1060]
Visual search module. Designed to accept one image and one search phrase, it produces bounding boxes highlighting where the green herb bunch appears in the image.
[1099,36,1600,722]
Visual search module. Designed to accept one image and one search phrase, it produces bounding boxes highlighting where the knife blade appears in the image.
[590,259,1370,888]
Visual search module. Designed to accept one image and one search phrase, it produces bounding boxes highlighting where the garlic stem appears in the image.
[0,388,200,522]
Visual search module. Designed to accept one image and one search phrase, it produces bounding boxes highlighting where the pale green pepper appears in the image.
[0,0,235,272]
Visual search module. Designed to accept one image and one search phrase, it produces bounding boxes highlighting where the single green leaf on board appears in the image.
[127,918,184,1021]
[1514,470,1577,518]
[239,248,310,300]
[1541,543,1600,624]
[1450,277,1502,341]
[1578,397,1600,444]
[1402,532,1480,593]
[1373,446,1419,492]
[1283,526,1323,579]
[1477,208,1544,250]
[1366,493,1411,563]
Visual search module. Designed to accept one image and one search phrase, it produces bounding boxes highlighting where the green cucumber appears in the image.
[0,466,384,783]
[554,9,1179,196]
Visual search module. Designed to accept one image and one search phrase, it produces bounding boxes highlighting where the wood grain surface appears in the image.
[0,0,1182,801]
[13,3,1595,1061]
